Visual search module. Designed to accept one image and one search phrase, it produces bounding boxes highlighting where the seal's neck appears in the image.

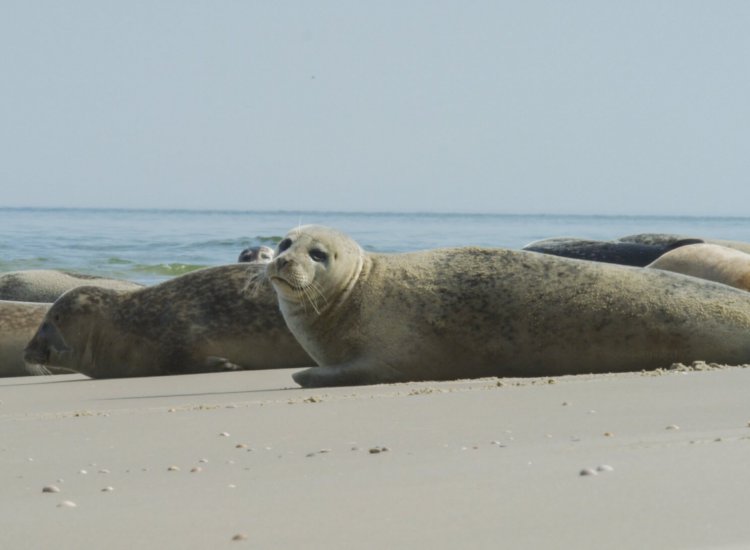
[327,249,368,314]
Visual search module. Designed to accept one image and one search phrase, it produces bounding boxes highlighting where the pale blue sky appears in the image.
[1,1,748,215]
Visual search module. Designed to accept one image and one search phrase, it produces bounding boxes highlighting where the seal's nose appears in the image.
[275,256,288,270]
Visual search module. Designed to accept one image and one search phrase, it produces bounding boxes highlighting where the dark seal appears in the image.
[24,264,312,378]
[522,237,703,267]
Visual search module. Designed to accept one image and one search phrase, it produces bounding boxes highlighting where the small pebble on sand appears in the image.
[42,485,60,493]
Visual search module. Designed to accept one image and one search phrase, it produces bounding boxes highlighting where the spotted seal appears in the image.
[24,264,312,378]
[267,225,750,388]
[238,245,275,263]
[0,300,69,377]
[0,270,143,303]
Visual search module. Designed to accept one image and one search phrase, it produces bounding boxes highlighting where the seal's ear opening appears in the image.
[665,238,705,252]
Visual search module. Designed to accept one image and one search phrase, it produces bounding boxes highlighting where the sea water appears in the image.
[1,207,750,285]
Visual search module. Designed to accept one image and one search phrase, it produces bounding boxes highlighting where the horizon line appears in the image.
[0,205,747,220]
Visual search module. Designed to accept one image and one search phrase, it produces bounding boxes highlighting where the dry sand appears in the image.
[2,365,750,549]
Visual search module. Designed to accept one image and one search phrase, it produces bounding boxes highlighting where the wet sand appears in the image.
[2,366,750,549]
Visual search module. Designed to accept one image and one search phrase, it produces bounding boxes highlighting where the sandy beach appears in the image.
[2,365,750,549]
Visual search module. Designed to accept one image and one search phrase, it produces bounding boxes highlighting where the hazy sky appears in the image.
[2,1,748,215]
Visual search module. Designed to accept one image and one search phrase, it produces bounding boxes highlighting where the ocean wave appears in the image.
[176,235,283,249]
[129,263,207,277]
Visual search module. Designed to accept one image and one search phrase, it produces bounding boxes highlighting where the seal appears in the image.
[238,245,275,263]
[522,237,703,266]
[619,233,750,255]
[23,264,312,378]
[0,300,67,377]
[0,270,143,303]
[647,243,750,291]
[267,225,750,388]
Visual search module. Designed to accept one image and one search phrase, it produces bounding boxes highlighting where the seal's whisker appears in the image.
[26,363,51,376]
[303,282,328,315]
[296,288,309,315]
[303,285,322,315]
[308,281,328,305]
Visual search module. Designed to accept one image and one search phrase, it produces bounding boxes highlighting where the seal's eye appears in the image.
[278,239,292,253]
[309,249,328,263]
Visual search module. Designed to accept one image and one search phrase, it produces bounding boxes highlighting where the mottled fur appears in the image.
[24,264,311,378]
[268,225,750,388]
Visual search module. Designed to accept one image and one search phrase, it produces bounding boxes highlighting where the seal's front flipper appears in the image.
[202,356,244,372]
[292,362,404,388]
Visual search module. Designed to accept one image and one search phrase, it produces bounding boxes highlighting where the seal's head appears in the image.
[24,286,116,370]
[238,245,275,264]
[266,225,364,316]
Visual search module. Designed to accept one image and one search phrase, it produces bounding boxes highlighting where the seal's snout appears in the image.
[24,336,49,365]
[30,321,71,357]
[275,256,289,270]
